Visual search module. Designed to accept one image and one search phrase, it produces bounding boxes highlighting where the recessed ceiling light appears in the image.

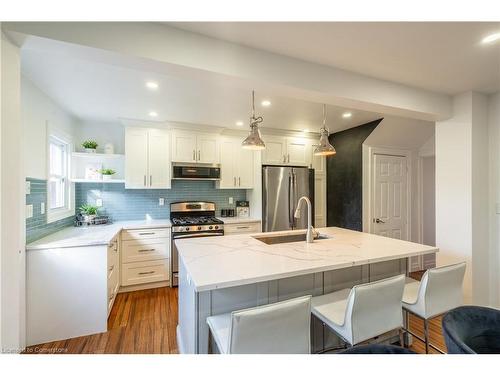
[342,112,352,119]
[149,111,158,117]
[481,32,500,45]
[236,121,244,126]
[261,100,271,107]
[145,81,159,90]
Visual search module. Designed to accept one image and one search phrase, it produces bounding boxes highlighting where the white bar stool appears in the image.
[311,274,406,349]
[206,295,311,354]
[402,262,466,353]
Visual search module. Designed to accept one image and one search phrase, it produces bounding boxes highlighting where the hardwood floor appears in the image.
[24,287,179,354]
[24,277,446,354]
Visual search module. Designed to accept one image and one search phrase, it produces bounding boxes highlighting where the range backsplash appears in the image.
[75,180,247,221]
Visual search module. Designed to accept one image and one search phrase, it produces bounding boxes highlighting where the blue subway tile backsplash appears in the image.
[75,180,247,221]
[26,178,247,243]
[25,178,74,243]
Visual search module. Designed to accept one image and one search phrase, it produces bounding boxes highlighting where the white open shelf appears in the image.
[70,178,125,184]
[71,152,125,183]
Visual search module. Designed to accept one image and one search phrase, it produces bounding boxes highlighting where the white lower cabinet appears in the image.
[120,228,170,288]
[224,221,261,235]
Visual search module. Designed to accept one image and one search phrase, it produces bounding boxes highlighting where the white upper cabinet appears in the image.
[262,136,287,165]
[125,128,149,188]
[125,127,171,189]
[217,137,254,189]
[147,129,171,188]
[261,135,310,167]
[171,130,197,163]
[171,130,219,164]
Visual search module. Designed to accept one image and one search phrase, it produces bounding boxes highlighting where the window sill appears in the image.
[47,208,74,224]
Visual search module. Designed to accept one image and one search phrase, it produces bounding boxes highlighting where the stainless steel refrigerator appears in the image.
[262,166,315,232]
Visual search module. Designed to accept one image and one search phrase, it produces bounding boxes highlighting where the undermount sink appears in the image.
[253,232,331,245]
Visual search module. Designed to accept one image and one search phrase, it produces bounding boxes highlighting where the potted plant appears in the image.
[99,168,116,181]
[82,140,98,153]
[79,204,99,223]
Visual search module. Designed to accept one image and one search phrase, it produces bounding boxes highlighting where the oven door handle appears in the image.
[173,232,224,239]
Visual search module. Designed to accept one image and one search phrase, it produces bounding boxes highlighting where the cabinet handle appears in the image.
[144,175,147,186]
[238,177,241,186]
[236,226,251,229]
[198,150,201,161]
[139,232,155,236]
[193,150,196,160]
[108,265,114,272]
[287,154,290,163]
[114,241,118,252]
[138,248,156,252]
[109,293,114,301]
[138,271,155,275]
[234,177,236,186]
[283,155,287,163]
[150,175,152,186]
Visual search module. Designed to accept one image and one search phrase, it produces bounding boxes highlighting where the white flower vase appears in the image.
[85,148,96,153]
[102,175,113,181]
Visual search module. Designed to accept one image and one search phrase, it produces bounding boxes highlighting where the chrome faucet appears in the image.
[294,196,316,243]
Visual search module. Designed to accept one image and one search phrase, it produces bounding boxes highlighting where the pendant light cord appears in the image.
[321,104,329,133]
[251,90,263,126]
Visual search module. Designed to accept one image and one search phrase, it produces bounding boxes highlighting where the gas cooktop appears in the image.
[171,216,224,226]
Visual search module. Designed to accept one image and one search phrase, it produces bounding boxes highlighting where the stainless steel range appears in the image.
[170,202,224,286]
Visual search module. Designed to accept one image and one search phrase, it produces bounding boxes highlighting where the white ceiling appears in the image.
[21,48,383,132]
[168,22,500,95]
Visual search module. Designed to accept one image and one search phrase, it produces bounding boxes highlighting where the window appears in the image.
[48,134,73,221]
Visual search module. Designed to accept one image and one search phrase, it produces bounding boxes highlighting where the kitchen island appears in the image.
[176,227,438,354]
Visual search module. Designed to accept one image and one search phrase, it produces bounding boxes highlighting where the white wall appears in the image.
[435,91,490,305]
[421,156,436,247]
[1,31,25,351]
[74,120,124,154]
[22,76,78,179]
[488,92,500,307]
[363,116,435,245]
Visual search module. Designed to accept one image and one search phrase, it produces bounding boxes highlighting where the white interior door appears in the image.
[372,154,408,240]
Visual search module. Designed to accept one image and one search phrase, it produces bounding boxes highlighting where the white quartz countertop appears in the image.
[218,217,261,224]
[176,227,438,292]
[26,219,171,250]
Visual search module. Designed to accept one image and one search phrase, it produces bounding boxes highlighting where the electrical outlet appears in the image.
[25,181,31,195]
[40,202,45,215]
[96,199,103,207]
[229,197,234,205]
[26,204,33,219]
[159,198,165,206]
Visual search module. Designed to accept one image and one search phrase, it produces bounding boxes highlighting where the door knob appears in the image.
[374,218,386,224]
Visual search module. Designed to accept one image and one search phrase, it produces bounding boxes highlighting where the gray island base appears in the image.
[175,227,438,354]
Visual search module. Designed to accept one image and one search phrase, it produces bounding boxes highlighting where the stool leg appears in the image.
[424,319,429,354]
[399,329,405,348]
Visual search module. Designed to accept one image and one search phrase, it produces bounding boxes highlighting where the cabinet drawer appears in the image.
[121,259,169,286]
[122,239,169,263]
[224,222,261,235]
[122,228,170,241]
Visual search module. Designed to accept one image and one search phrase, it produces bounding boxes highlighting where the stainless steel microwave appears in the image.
[172,164,221,180]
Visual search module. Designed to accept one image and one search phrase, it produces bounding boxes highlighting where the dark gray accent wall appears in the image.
[326,119,382,231]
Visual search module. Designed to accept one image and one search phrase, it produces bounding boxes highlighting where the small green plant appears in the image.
[99,168,116,175]
[79,204,99,216]
[82,140,98,149]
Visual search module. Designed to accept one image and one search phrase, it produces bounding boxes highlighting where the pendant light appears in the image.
[313,104,336,156]
[242,90,266,150]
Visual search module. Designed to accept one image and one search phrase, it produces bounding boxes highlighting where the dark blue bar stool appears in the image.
[442,306,500,354]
